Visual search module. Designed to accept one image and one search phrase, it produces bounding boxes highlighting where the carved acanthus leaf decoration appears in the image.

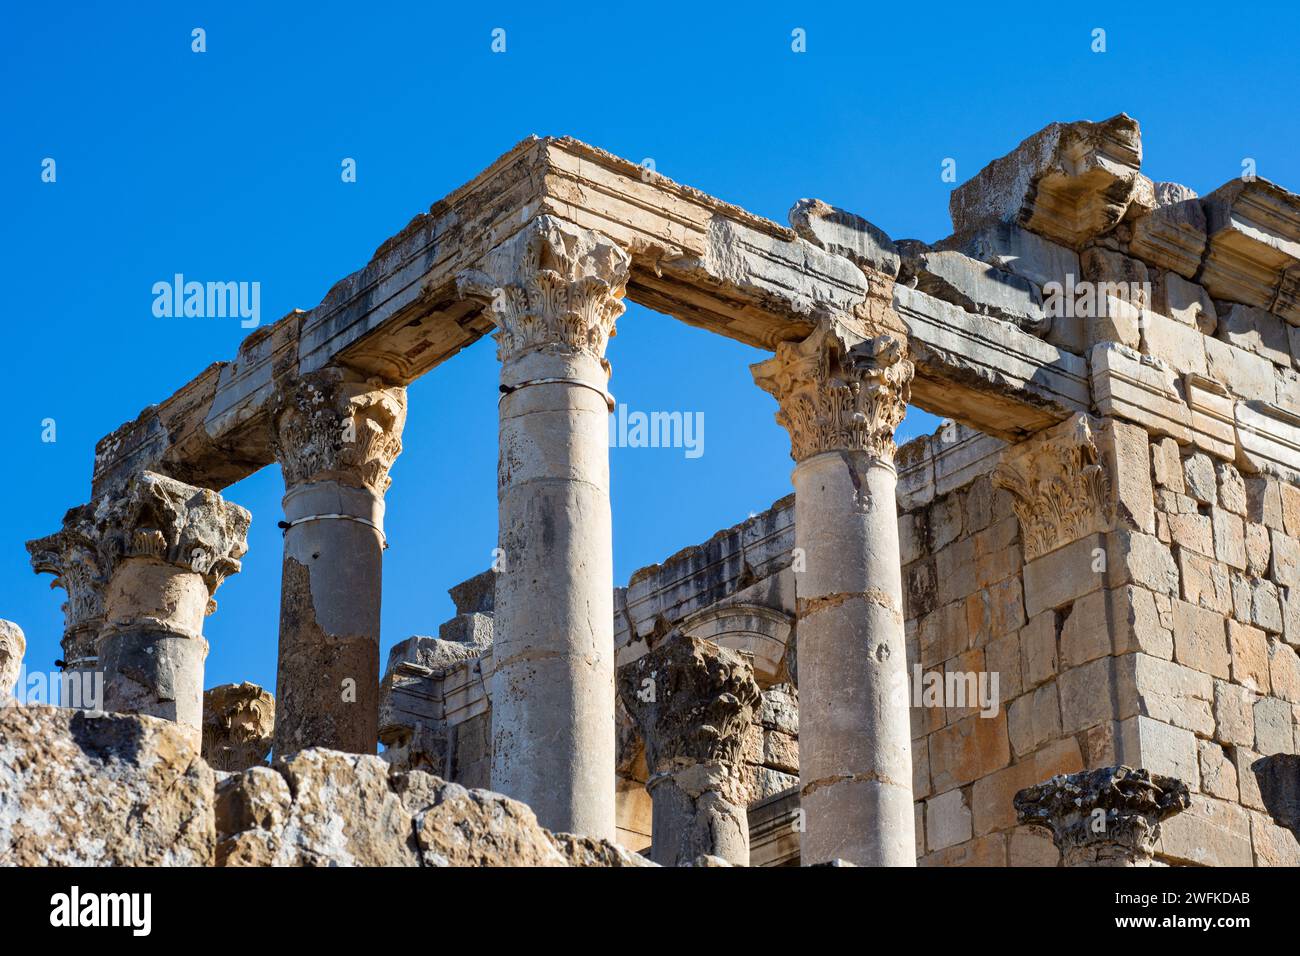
[272,367,407,495]
[751,319,913,463]
[456,216,630,365]
[992,414,1114,561]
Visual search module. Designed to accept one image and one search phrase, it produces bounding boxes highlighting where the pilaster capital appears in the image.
[202,681,275,772]
[616,636,761,779]
[456,215,630,366]
[992,414,1115,562]
[271,367,407,495]
[751,318,913,464]
[1014,766,1191,866]
[91,472,251,599]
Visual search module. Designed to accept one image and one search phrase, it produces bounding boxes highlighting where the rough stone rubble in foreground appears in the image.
[5,112,1300,866]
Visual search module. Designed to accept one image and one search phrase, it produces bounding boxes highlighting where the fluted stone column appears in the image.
[1015,766,1191,866]
[89,472,249,743]
[618,636,760,866]
[457,215,628,840]
[270,367,406,756]
[27,509,108,674]
[752,318,916,867]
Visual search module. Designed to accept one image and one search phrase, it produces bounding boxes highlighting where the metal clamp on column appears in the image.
[278,513,388,549]
[499,378,615,413]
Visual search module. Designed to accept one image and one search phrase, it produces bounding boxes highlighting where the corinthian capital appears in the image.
[751,319,913,464]
[617,635,761,777]
[271,367,407,495]
[202,682,275,772]
[92,472,251,598]
[27,506,108,663]
[456,216,630,365]
[1015,766,1190,867]
[992,414,1115,561]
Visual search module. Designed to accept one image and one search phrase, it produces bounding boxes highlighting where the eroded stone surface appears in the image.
[0,621,24,697]
[0,705,214,866]
[202,682,274,772]
[1015,765,1191,866]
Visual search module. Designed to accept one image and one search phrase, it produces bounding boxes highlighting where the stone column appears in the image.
[203,682,275,771]
[457,215,629,840]
[618,635,760,866]
[270,367,406,756]
[1015,766,1191,866]
[27,509,108,674]
[91,472,250,743]
[751,318,916,866]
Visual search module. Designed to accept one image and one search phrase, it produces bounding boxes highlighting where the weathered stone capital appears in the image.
[0,620,25,697]
[456,215,630,366]
[992,414,1115,561]
[751,318,913,464]
[1014,766,1191,866]
[202,682,275,772]
[617,635,761,779]
[271,367,407,495]
[27,507,108,660]
[91,472,251,598]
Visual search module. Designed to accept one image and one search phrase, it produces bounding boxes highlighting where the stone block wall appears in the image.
[902,416,1300,867]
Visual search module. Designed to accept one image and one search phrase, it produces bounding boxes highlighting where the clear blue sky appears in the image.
[3,2,1298,697]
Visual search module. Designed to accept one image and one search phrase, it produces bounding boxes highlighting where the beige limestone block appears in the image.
[1221,303,1290,367]
[1211,508,1247,570]
[1140,309,1207,377]
[1121,653,1214,736]
[1158,794,1253,867]
[1172,599,1230,678]
[1249,810,1300,866]
[1151,437,1184,492]
[948,114,1143,248]
[1214,680,1258,747]
[969,737,1083,837]
[1058,656,1119,733]
[1153,271,1216,334]
[1205,335,1277,403]
[1269,641,1300,703]
[1116,716,1199,788]
[928,711,1010,793]
[1254,697,1295,755]
[1198,740,1239,801]
[1178,548,1234,614]
[1007,682,1062,758]
[925,787,973,852]
[1228,621,1272,693]
[0,705,214,865]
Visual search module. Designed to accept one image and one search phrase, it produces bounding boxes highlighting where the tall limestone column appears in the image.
[270,367,406,756]
[618,636,761,866]
[752,318,916,866]
[457,215,629,840]
[89,472,250,743]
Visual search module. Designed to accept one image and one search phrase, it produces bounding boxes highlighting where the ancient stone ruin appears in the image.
[4,113,1300,867]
